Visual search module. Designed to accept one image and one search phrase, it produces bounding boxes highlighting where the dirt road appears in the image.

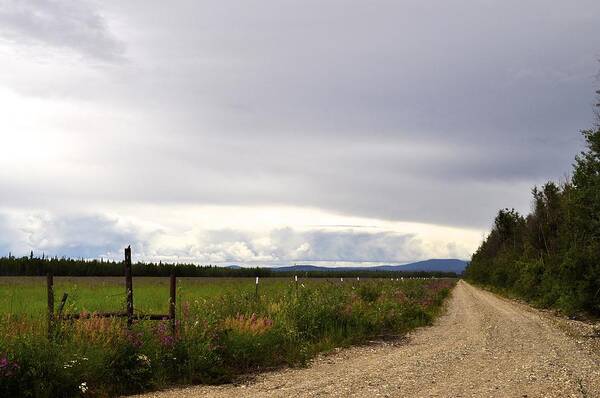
[134,281,600,397]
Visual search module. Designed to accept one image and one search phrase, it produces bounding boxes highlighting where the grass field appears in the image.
[0,276,455,397]
[0,277,297,316]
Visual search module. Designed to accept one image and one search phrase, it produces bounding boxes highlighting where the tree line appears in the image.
[0,255,456,279]
[464,86,600,315]
[0,255,270,277]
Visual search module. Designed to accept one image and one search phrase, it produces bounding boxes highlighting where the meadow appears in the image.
[0,276,455,397]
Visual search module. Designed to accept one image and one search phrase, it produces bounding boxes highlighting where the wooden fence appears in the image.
[47,246,176,339]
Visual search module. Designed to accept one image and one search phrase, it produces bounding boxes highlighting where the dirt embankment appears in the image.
[132,281,600,397]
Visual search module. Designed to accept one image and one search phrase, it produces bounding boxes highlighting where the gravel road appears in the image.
[132,280,600,397]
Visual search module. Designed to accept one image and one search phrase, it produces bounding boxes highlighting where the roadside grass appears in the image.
[0,277,455,397]
[465,280,600,323]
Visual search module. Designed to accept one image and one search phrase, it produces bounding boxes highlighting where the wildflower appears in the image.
[136,354,151,366]
[222,313,274,335]
[182,301,190,320]
[79,382,88,393]
[63,359,78,369]
[160,334,175,347]
[155,321,176,347]
[127,331,144,348]
[0,356,18,377]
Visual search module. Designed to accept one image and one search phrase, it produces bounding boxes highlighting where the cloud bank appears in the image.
[0,1,599,262]
[0,210,472,264]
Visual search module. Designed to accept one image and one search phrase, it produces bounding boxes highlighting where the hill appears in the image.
[272,259,467,274]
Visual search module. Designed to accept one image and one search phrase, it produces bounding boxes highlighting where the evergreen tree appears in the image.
[465,83,600,315]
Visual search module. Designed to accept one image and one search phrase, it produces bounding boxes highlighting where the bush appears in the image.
[465,123,600,316]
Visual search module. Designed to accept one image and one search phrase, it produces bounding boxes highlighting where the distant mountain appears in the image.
[272,259,468,274]
[273,265,327,272]
[373,259,468,273]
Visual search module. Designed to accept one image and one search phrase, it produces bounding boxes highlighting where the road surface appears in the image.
[133,280,600,397]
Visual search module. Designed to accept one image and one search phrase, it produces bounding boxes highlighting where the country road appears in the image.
[133,281,600,397]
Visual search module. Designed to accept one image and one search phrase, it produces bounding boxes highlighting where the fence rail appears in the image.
[47,246,176,339]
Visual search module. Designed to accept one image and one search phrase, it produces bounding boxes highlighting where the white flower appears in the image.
[79,382,88,393]
[137,354,151,365]
[63,359,78,369]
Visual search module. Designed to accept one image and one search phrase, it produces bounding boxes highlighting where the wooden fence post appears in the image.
[169,273,176,335]
[124,246,133,329]
[47,273,54,339]
[51,246,173,332]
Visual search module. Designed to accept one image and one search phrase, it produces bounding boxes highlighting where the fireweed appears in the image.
[0,278,454,397]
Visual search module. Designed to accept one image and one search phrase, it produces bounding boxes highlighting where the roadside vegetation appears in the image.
[465,87,600,316]
[0,277,454,397]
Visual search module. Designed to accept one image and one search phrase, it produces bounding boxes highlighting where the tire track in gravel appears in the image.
[132,280,600,398]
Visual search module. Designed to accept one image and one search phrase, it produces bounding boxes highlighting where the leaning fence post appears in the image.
[169,273,176,335]
[124,246,134,329]
[47,273,54,339]
[57,293,68,320]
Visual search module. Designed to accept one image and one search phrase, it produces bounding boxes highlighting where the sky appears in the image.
[0,1,599,265]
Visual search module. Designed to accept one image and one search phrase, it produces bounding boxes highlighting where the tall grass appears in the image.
[0,277,455,397]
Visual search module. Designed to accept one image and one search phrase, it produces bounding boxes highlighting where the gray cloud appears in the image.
[195,228,426,264]
[0,0,124,61]
[0,1,599,260]
[0,212,144,259]
[0,214,17,256]
[268,228,422,263]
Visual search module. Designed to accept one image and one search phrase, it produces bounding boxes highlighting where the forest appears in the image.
[464,88,600,315]
[0,255,456,279]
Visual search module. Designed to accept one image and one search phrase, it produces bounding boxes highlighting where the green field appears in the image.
[0,276,455,397]
[0,276,301,316]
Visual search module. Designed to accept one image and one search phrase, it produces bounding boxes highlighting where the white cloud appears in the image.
[0,207,476,264]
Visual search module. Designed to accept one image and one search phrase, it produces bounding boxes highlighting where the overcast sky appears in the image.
[0,1,599,264]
